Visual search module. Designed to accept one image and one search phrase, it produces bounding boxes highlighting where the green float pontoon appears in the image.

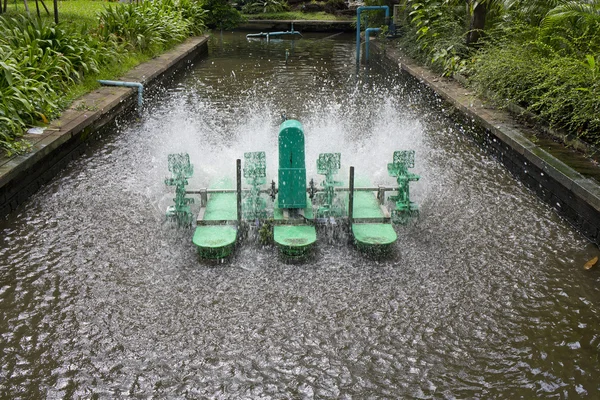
[273,225,317,257]
[273,194,317,257]
[350,186,397,255]
[193,180,238,259]
[192,225,237,258]
[164,119,420,260]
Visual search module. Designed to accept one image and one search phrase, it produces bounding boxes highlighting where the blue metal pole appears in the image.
[356,5,389,64]
[98,80,144,109]
[365,28,381,62]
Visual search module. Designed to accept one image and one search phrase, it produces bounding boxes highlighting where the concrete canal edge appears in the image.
[3,31,599,247]
[374,43,600,245]
[238,20,354,32]
[0,35,209,218]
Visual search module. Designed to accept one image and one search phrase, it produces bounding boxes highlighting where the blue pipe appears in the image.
[356,5,389,63]
[365,28,381,62]
[98,80,144,109]
[245,31,302,39]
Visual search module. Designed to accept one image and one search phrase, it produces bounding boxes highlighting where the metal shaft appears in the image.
[348,166,355,224]
[236,159,242,225]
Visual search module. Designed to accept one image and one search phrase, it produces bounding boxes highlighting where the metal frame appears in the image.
[356,5,390,63]
[187,185,398,207]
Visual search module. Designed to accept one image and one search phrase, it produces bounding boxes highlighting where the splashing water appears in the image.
[0,32,599,398]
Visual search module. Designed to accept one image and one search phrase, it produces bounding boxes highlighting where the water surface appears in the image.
[1,32,599,399]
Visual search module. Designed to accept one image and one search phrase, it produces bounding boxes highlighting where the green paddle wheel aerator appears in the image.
[163,119,420,260]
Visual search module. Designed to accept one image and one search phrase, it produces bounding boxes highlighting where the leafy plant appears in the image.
[0,16,120,153]
[397,0,470,75]
[202,0,245,30]
[98,1,190,55]
[362,0,391,26]
[394,0,600,146]
[542,0,600,30]
[0,0,211,155]
[470,41,600,143]
[539,0,600,56]
[175,0,208,35]
[501,0,561,26]
[242,0,289,14]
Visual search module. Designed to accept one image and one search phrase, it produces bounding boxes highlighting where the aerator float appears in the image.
[164,119,419,259]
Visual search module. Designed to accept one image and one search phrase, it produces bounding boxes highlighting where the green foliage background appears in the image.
[242,0,289,15]
[395,0,600,145]
[0,0,241,155]
[2,0,598,152]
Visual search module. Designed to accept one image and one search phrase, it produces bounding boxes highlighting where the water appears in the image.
[1,32,600,398]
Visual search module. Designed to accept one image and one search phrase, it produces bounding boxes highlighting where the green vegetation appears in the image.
[1,0,107,26]
[0,0,242,155]
[98,1,200,54]
[0,15,120,154]
[395,0,600,145]
[240,0,353,20]
[243,10,349,20]
[242,0,289,14]
[203,0,245,29]
[471,41,599,137]
[5,0,594,154]
[0,0,347,155]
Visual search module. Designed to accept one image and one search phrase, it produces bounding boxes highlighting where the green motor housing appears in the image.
[278,119,307,209]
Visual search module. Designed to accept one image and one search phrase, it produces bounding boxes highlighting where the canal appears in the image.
[1,32,599,398]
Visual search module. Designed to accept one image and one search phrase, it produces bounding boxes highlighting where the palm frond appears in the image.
[541,0,600,30]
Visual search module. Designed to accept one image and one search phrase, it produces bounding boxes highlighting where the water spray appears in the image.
[163,120,420,260]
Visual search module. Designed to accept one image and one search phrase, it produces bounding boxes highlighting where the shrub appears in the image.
[98,1,190,54]
[0,16,124,154]
[395,0,469,76]
[0,0,211,155]
[470,41,600,143]
[242,0,289,14]
[393,0,600,145]
[539,0,600,57]
[202,0,245,30]
[175,0,208,35]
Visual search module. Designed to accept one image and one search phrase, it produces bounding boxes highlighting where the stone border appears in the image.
[375,43,600,245]
[238,20,354,32]
[0,35,209,218]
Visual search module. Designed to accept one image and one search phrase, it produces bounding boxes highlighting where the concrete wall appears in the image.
[374,43,600,245]
[238,20,354,32]
[6,33,599,247]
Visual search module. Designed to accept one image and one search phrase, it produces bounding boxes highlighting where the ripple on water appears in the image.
[1,32,599,399]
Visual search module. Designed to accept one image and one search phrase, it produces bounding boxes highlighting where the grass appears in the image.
[243,11,352,21]
[1,1,164,113]
[1,0,146,125]
[0,0,203,154]
[1,0,118,105]
[63,52,152,104]
[1,0,107,28]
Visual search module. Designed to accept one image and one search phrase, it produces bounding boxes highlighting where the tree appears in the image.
[466,0,487,45]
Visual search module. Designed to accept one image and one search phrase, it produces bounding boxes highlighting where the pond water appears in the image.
[1,32,600,399]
